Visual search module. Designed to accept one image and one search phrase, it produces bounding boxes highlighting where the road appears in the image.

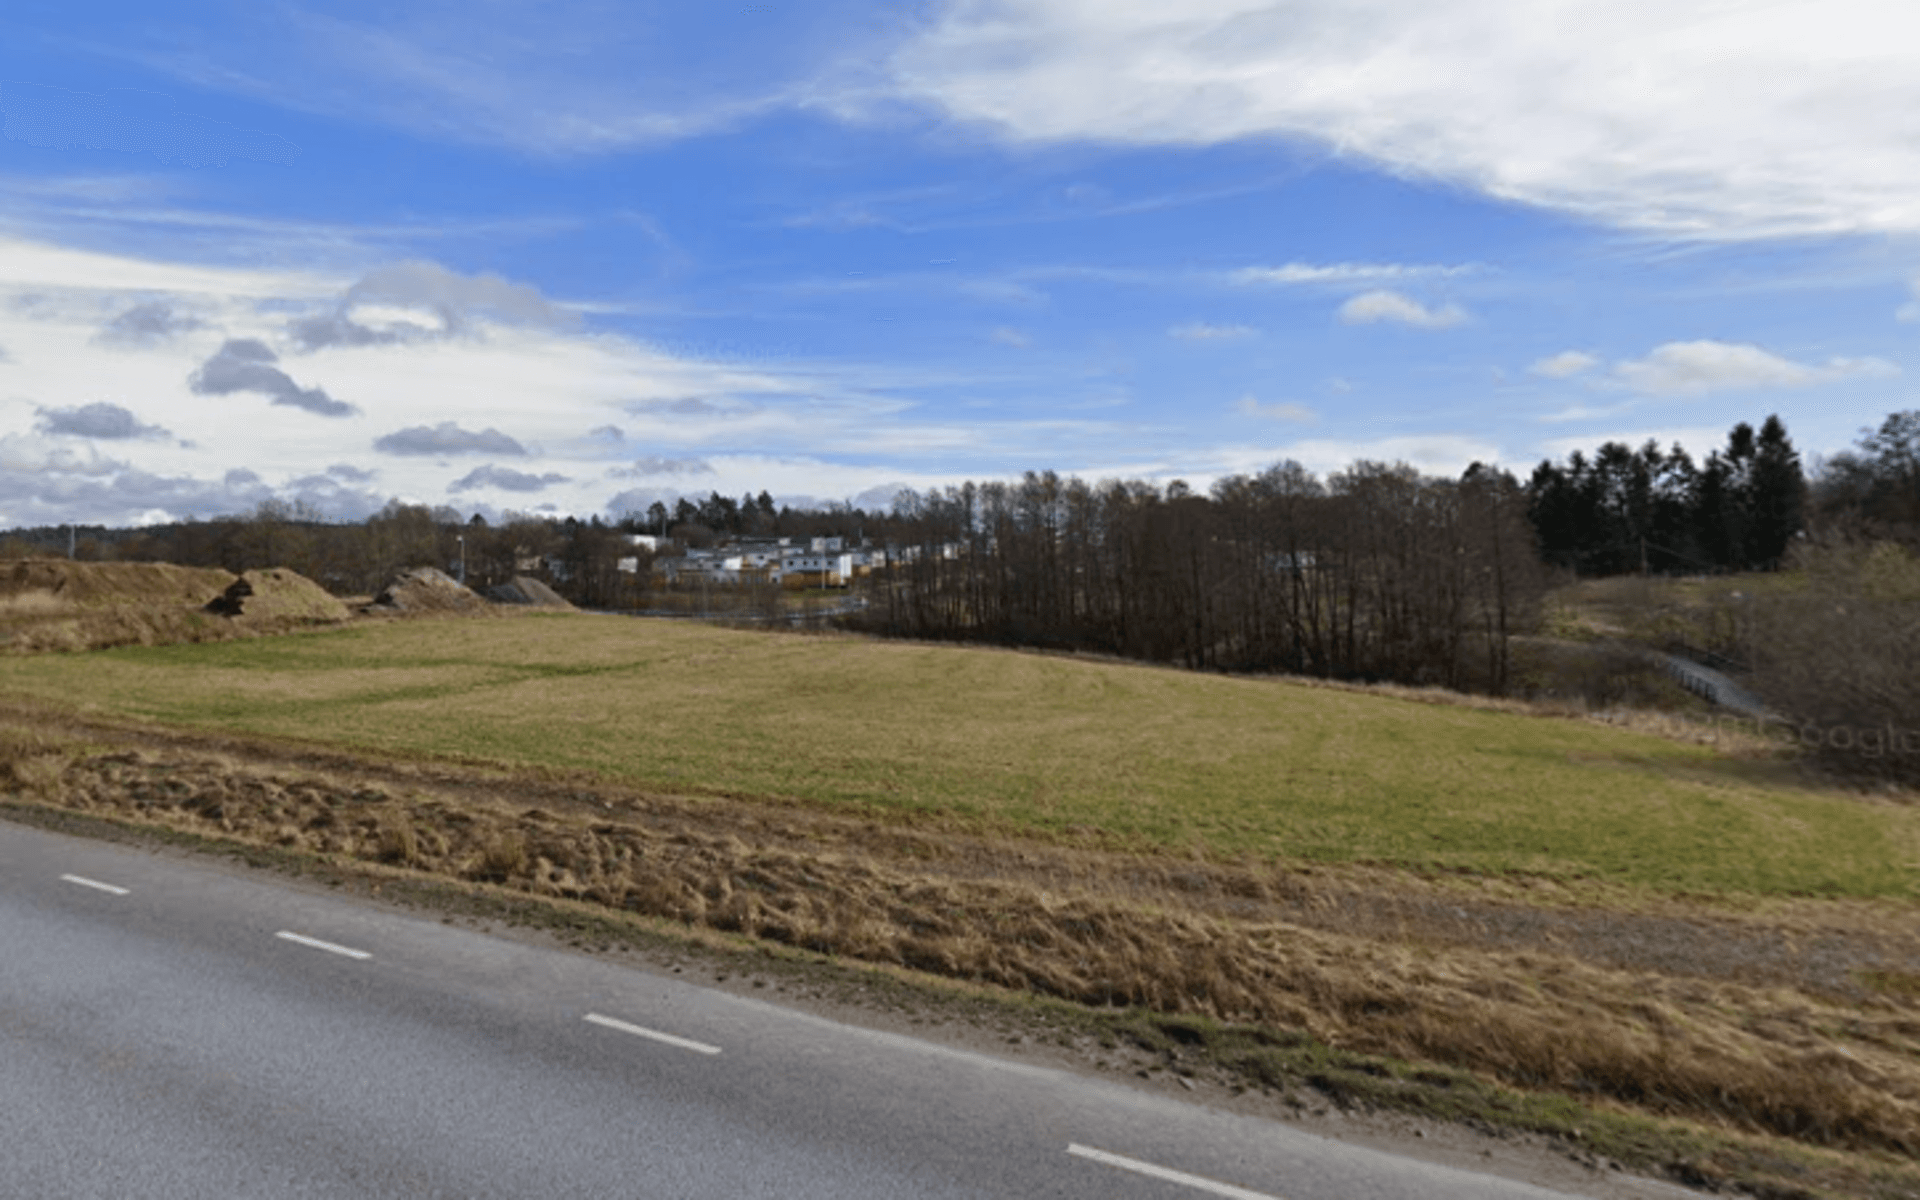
[1,820,1676,1200]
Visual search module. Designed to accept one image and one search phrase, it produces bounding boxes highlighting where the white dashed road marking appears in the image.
[60,874,129,895]
[275,931,372,960]
[584,1012,722,1056]
[1068,1143,1286,1200]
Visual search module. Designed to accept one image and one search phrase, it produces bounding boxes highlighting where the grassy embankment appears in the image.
[4,613,1906,895]
[4,611,1918,1198]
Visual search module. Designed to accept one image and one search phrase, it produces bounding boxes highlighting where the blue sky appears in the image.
[1,0,1915,527]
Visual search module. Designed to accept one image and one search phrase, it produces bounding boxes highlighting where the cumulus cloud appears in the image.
[0,80,300,168]
[588,424,625,443]
[1170,321,1256,340]
[35,402,171,440]
[606,487,675,517]
[1235,395,1316,422]
[188,338,356,417]
[852,482,911,511]
[1611,340,1899,395]
[373,422,527,456]
[1897,277,1920,322]
[610,456,715,477]
[0,432,127,477]
[1531,350,1600,378]
[447,464,569,493]
[287,260,576,351]
[874,0,1920,239]
[346,260,572,331]
[93,300,203,347]
[0,461,337,527]
[326,462,377,482]
[1337,290,1467,328]
[286,310,428,352]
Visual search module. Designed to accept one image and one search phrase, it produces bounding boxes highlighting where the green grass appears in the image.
[4,613,1915,899]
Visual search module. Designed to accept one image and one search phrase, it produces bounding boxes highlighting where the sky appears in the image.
[1,0,1916,529]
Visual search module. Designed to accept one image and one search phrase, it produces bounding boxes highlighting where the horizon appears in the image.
[2,2,1914,529]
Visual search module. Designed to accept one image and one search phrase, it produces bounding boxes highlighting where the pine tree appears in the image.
[1744,414,1805,569]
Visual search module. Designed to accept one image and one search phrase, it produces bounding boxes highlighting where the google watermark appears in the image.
[1595,709,1920,758]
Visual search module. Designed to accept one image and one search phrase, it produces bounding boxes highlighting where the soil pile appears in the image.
[368,567,492,615]
[1,559,347,652]
[217,569,352,626]
[3,558,232,609]
[481,576,574,609]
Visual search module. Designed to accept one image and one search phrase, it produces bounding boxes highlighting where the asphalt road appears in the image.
[2,820,1636,1200]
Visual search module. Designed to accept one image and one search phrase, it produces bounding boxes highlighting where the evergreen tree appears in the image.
[1694,453,1737,571]
[1743,414,1805,569]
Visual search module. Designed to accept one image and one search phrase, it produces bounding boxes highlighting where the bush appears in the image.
[1749,536,1920,787]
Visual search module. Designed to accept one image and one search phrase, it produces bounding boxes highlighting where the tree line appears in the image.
[1525,415,1806,575]
[860,459,1546,695]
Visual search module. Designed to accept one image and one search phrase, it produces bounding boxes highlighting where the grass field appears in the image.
[3,611,1912,901]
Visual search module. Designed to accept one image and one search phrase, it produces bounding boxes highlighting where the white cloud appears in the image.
[1537,402,1634,425]
[111,3,889,158]
[1205,434,1507,482]
[1531,350,1599,378]
[1899,277,1920,322]
[876,0,1920,240]
[1228,262,1477,286]
[1170,321,1256,340]
[0,433,127,477]
[1538,426,1730,465]
[990,326,1031,347]
[1337,290,1467,329]
[1611,340,1899,396]
[1235,395,1315,422]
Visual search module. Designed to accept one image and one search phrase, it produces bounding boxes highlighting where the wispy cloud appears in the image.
[1228,262,1478,287]
[0,79,299,167]
[878,0,1920,239]
[1337,290,1468,329]
[1170,321,1256,341]
[1235,395,1315,422]
[1530,350,1600,378]
[610,456,715,477]
[93,300,204,347]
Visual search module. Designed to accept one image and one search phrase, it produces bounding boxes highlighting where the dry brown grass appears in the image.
[6,710,1916,1169]
[0,559,351,653]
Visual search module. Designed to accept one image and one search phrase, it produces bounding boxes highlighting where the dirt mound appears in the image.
[481,576,574,609]
[208,569,353,626]
[1,559,347,653]
[2,558,232,610]
[368,567,492,614]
